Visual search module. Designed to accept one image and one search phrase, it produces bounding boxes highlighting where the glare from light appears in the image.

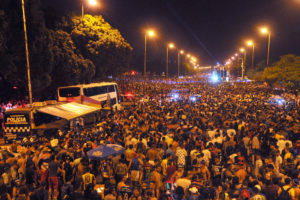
[240,48,245,53]
[147,30,155,37]
[260,27,269,34]
[190,96,196,102]
[187,54,191,58]
[180,50,185,54]
[247,40,253,46]
[276,99,285,105]
[231,56,235,60]
[88,0,97,6]
[169,43,175,48]
[211,72,219,82]
[235,53,238,57]
[173,93,179,99]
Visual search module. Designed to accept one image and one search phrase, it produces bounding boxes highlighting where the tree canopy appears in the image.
[0,0,132,97]
[60,15,133,79]
[263,54,300,89]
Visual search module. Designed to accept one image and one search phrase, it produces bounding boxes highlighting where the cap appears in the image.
[254,185,261,191]
[189,187,198,194]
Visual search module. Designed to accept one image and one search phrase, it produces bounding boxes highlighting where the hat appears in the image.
[254,185,261,192]
[189,187,198,194]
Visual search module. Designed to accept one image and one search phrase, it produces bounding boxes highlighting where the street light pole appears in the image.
[21,0,33,107]
[267,33,271,66]
[144,34,147,77]
[82,3,84,20]
[241,57,244,80]
[177,51,180,77]
[166,46,169,77]
[244,51,247,78]
[260,27,271,67]
[252,44,255,69]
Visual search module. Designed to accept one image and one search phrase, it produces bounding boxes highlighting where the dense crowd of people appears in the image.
[0,79,299,200]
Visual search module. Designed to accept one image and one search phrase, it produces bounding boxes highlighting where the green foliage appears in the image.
[0,1,132,96]
[49,30,95,88]
[0,0,55,93]
[60,15,133,78]
[263,54,300,89]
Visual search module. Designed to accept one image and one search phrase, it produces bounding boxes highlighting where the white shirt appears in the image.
[255,159,263,177]
[252,136,260,150]
[202,149,211,166]
[207,130,216,140]
[275,155,283,172]
[277,140,293,154]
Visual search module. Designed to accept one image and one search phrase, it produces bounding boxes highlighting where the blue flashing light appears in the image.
[211,74,219,82]
[190,96,196,102]
[173,93,179,99]
[276,99,285,105]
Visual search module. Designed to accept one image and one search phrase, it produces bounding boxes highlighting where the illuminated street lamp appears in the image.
[247,40,255,69]
[235,53,238,57]
[177,50,184,77]
[144,30,156,77]
[260,27,271,66]
[240,47,247,79]
[82,0,98,20]
[166,43,175,77]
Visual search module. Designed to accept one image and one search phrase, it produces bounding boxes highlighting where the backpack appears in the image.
[240,188,250,199]
[278,186,292,200]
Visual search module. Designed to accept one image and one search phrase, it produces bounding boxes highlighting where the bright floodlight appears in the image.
[247,40,253,46]
[261,27,269,34]
[190,96,196,102]
[148,30,155,37]
[88,0,97,6]
[169,43,175,48]
[240,48,245,53]
[211,73,219,82]
[180,50,184,54]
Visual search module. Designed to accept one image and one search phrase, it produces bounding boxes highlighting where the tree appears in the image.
[59,15,133,79]
[0,0,55,94]
[263,54,300,89]
[47,30,95,92]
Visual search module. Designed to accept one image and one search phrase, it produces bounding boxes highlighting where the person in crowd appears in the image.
[0,79,299,200]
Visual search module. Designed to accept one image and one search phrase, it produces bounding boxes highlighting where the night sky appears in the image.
[44,0,300,68]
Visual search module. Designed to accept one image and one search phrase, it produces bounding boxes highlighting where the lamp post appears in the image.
[21,0,32,107]
[178,50,184,77]
[247,40,255,69]
[260,27,271,66]
[82,0,98,20]
[144,30,155,77]
[166,43,175,77]
[240,48,246,79]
